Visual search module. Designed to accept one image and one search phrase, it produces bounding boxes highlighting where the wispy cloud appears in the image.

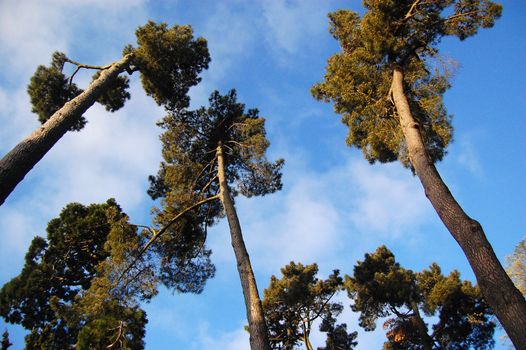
[193,322,249,350]
[207,155,433,277]
[348,161,431,235]
[261,0,333,62]
[454,135,484,178]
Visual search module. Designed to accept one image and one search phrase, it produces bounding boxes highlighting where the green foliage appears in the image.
[506,236,526,295]
[26,20,210,133]
[319,323,358,350]
[92,71,131,112]
[148,90,283,293]
[0,200,151,349]
[27,51,85,131]
[312,1,501,167]
[130,21,210,110]
[262,262,357,350]
[1,329,11,350]
[346,246,495,349]
[27,50,132,132]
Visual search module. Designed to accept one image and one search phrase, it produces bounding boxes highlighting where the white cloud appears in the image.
[454,135,484,177]
[33,80,162,214]
[208,156,432,276]
[0,1,69,78]
[261,0,332,62]
[348,162,431,235]
[194,323,249,350]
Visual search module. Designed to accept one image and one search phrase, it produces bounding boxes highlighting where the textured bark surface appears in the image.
[391,67,526,350]
[0,54,132,206]
[216,143,271,350]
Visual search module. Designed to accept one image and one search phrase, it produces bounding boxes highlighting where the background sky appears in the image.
[0,0,524,349]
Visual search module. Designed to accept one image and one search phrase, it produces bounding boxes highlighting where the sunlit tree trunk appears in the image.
[301,321,314,350]
[391,67,526,349]
[0,54,132,206]
[216,142,271,350]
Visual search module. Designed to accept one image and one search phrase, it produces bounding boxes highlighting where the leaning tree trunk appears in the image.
[216,142,271,350]
[0,54,133,206]
[391,67,526,349]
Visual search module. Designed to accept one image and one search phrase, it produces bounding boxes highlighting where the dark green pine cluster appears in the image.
[27,52,85,131]
[147,90,283,292]
[262,262,357,350]
[27,52,131,131]
[26,20,211,133]
[312,0,501,167]
[346,246,495,349]
[0,200,151,349]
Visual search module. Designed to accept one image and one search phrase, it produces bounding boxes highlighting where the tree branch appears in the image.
[116,195,220,284]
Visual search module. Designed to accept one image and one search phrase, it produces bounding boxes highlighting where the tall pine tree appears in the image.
[311,2,526,347]
[148,89,283,350]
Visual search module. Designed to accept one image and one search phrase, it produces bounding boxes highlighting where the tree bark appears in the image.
[0,54,133,206]
[301,323,314,350]
[410,301,433,350]
[216,143,271,350]
[391,67,526,350]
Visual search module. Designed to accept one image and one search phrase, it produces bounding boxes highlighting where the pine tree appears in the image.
[0,21,210,206]
[148,89,283,350]
[311,2,526,347]
[0,198,208,349]
[346,246,495,349]
[262,262,357,350]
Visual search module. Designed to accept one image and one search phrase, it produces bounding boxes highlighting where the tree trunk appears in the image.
[410,301,433,350]
[391,67,526,350]
[0,54,133,206]
[216,143,271,350]
[301,322,314,350]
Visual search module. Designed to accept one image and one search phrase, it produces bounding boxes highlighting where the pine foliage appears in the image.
[262,262,357,350]
[312,0,501,167]
[0,200,153,349]
[346,246,495,349]
[147,90,283,289]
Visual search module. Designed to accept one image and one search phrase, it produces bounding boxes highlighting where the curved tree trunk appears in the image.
[410,301,433,350]
[0,54,132,206]
[216,143,271,350]
[301,322,314,350]
[391,67,526,349]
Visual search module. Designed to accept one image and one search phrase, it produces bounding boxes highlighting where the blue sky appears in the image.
[0,0,524,349]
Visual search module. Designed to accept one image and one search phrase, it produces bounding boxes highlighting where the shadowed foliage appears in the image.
[347,246,495,349]
[262,262,357,350]
[0,197,214,349]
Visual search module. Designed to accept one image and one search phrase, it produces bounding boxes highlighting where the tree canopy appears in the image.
[310,2,526,347]
[0,20,211,206]
[346,246,495,349]
[0,200,150,348]
[147,89,283,273]
[262,262,357,350]
[312,0,501,167]
[0,198,215,349]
